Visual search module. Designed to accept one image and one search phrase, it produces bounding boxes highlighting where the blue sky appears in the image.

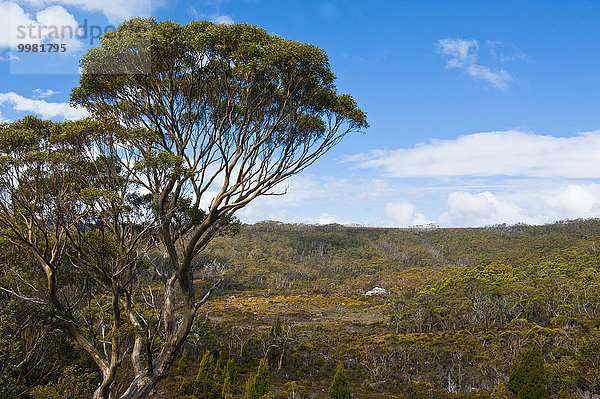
[1,0,599,227]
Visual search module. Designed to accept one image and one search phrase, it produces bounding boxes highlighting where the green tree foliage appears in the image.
[0,116,156,399]
[195,220,600,397]
[245,359,270,399]
[222,359,237,399]
[576,330,600,391]
[329,362,351,399]
[30,366,96,399]
[0,293,94,399]
[176,352,237,399]
[196,352,216,391]
[177,349,191,374]
[213,357,225,391]
[508,346,548,399]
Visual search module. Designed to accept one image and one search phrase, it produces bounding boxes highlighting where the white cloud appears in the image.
[209,14,234,25]
[1,1,37,47]
[14,0,152,23]
[0,91,88,119]
[235,174,402,225]
[199,168,600,228]
[1,2,83,52]
[438,184,600,227]
[35,4,83,50]
[437,38,514,90]
[344,128,600,227]
[350,129,600,179]
[316,213,341,225]
[235,175,339,223]
[437,38,477,68]
[542,184,600,219]
[438,191,532,227]
[33,88,59,98]
[385,201,430,227]
[0,51,19,61]
[465,64,512,91]
[189,6,234,25]
[485,40,529,63]
[199,190,219,211]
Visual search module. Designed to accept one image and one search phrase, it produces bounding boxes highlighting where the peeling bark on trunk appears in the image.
[118,374,156,399]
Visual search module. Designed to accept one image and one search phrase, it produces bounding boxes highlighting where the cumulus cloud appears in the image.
[0,91,88,119]
[1,2,83,52]
[234,162,600,227]
[542,184,600,219]
[34,5,83,50]
[436,38,514,90]
[235,174,408,225]
[236,175,346,223]
[344,128,600,227]
[193,167,600,228]
[385,201,431,227]
[14,0,152,23]
[316,213,342,225]
[1,1,37,47]
[438,184,600,227]
[438,191,533,227]
[349,129,600,179]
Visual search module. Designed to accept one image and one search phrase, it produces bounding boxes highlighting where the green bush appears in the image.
[245,359,270,399]
[508,346,548,399]
[328,362,351,399]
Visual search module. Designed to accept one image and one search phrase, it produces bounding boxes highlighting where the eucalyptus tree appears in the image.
[0,17,366,399]
[0,116,161,398]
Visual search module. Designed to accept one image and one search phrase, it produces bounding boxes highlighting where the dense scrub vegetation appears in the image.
[2,219,600,398]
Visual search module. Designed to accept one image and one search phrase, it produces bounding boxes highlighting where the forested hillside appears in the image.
[3,219,600,398]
